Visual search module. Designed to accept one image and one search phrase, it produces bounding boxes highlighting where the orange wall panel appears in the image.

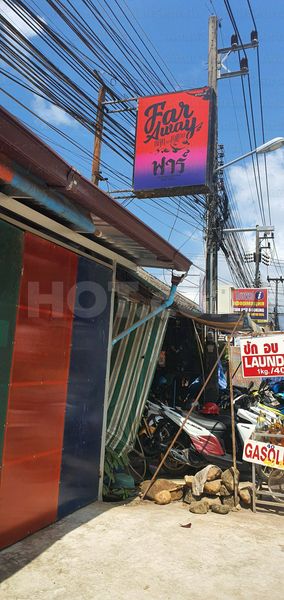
[0,233,77,548]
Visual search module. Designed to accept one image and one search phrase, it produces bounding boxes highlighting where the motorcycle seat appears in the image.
[187,411,227,433]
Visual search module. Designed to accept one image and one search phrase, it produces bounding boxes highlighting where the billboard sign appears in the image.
[240,334,284,378]
[133,87,215,197]
[232,288,268,323]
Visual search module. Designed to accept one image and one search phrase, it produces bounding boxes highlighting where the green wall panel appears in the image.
[0,220,23,464]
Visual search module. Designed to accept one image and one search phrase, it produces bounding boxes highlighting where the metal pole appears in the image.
[223,226,274,234]
[267,276,284,330]
[92,85,106,186]
[227,337,239,507]
[254,225,260,287]
[275,279,279,330]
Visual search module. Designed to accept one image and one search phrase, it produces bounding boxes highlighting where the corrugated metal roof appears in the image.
[0,106,191,272]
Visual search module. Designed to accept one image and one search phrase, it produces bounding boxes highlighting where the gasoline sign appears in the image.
[243,439,284,470]
[240,335,284,378]
[133,87,215,198]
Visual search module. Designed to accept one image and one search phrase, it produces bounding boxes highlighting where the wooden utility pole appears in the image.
[92,84,106,186]
[204,16,219,404]
[205,15,218,314]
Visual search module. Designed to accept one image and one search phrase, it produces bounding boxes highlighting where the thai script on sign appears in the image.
[240,335,284,378]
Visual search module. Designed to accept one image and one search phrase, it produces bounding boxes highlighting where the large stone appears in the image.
[221,467,240,493]
[201,495,221,508]
[170,488,184,502]
[184,475,194,487]
[231,504,242,512]
[220,485,231,497]
[239,487,252,507]
[206,466,222,481]
[211,504,230,515]
[155,491,172,505]
[203,479,221,495]
[189,500,209,514]
[222,495,237,510]
[139,479,183,501]
[183,488,194,505]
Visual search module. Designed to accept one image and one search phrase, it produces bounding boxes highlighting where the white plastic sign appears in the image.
[240,334,284,378]
[243,439,284,470]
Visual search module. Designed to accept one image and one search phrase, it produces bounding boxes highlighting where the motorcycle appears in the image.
[146,396,256,475]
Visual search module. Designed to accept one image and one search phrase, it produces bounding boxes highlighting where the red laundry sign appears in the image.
[240,335,284,378]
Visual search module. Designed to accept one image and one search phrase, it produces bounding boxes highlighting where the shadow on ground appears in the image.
[0,500,126,583]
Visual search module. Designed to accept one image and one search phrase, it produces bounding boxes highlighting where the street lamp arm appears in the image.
[214,148,258,172]
[214,137,284,173]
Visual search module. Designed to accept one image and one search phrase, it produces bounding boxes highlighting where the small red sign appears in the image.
[240,335,284,378]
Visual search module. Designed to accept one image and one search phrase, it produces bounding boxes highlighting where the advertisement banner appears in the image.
[133,87,215,197]
[243,438,284,470]
[240,334,284,378]
[231,288,268,323]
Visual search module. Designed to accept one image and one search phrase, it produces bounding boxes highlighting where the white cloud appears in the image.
[0,0,44,39]
[228,148,284,260]
[32,95,77,127]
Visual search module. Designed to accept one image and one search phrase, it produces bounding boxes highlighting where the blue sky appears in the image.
[1,0,284,307]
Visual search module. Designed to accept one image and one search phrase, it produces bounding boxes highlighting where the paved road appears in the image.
[0,499,283,599]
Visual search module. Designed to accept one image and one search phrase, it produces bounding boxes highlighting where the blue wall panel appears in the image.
[58,258,112,518]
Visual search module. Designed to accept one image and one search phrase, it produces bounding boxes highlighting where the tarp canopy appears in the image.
[180,311,265,334]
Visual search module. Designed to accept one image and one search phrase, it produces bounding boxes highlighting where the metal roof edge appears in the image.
[134,267,200,314]
[0,106,191,272]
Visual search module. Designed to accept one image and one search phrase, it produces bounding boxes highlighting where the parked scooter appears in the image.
[146,396,256,475]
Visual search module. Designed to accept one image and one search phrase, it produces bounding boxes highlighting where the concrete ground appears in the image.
[0,499,283,600]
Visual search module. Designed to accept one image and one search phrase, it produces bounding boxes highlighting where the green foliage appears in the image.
[103,446,130,498]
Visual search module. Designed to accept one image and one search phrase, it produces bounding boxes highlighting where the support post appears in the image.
[227,337,239,507]
[92,85,106,186]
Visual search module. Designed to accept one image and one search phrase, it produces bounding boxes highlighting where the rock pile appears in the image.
[139,466,253,514]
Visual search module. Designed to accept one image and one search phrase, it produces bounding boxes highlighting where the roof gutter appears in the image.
[0,156,95,234]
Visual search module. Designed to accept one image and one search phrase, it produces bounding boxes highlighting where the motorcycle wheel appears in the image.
[127,438,147,483]
[256,465,273,484]
[161,439,191,477]
[155,421,202,476]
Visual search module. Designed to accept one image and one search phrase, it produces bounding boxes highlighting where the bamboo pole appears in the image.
[141,314,244,501]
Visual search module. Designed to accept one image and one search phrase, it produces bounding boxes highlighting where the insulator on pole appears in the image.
[251,30,258,44]
[240,57,248,72]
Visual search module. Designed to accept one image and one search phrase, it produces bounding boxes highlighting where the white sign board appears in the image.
[240,334,284,378]
[243,439,284,470]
